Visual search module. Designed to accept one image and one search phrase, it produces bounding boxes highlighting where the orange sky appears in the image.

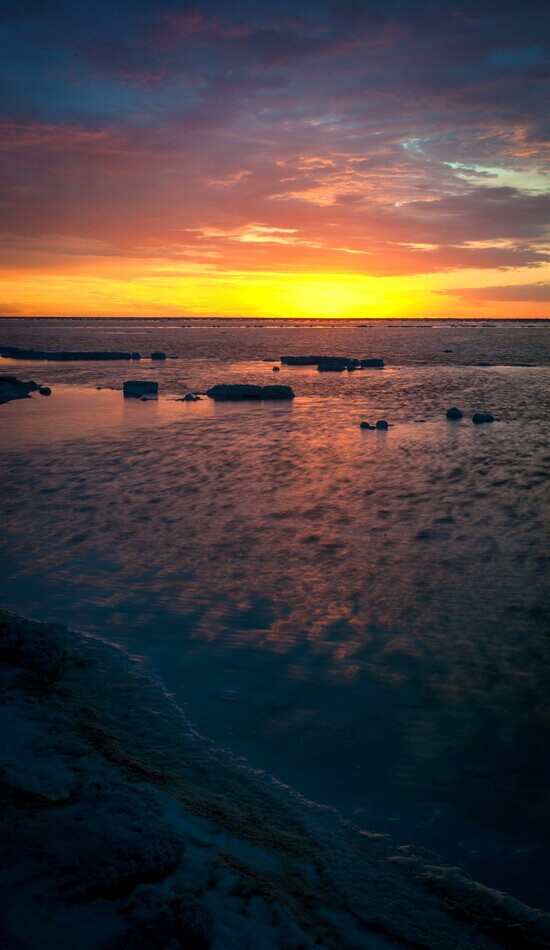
[1,3,548,318]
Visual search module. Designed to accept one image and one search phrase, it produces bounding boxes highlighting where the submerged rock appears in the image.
[446,407,463,419]
[272,366,280,372]
[472,412,495,424]
[179,393,201,402]
[206,384,294,400]
[151,352,167,360]
[123,380,159,398]
[0,375,40,404]
[375,419,389,430]
[360,421,376,430]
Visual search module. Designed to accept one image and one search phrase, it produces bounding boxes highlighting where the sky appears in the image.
[0,0,548,318]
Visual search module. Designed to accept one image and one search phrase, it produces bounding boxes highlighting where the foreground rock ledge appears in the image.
[206,383,295,400]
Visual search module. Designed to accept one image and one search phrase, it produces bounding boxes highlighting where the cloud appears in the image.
[439,282,550,303]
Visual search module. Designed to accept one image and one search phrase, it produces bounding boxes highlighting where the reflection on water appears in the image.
[1,339,550,908]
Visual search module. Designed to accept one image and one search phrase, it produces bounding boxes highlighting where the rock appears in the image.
[317,357,356,372]
[206,384,294,401]
[182,393,201,402]
[151,351,166,360]
[123,380,159,398]
[280,355,324,365]
[375,419,389,430]
[131,352,141,360]
[360,421,375,429]
[47,351,136,361]
[446,407,463,419]
[472,412,494,424]
[38,386,52,396]
[261,385,295,399]
[0,375,41,404]
[272,366,280,372]
[0,345,47,359]
[359,358,384,368]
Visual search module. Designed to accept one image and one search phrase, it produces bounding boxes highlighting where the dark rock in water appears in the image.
[360,421,375,429]
[181,393,201,402]
[38,386,52,396]
[207,384,262,400]
[443,348,453,353]
[475,361,493,367]
[317,357,356,372]
[151,351,166,360]
[131,352,141,360]
[446,407,463,419]
[47,350,135,361]
[0,345,47,359]
[0,608,68,672]
[472,412,495,424]
[280,355,324,365]
[262,385,295,400]
[272,366,280,372]
[359,358,384,368]
[375,419,389,429]
[206,383,294,401]
[123,380,159,398]
[0,375,40,404]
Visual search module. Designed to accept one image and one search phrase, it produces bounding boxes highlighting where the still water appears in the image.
[1,318,549,907]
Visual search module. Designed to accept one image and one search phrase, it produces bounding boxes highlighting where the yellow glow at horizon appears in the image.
[0,267,435,318]
[0,262,547,318]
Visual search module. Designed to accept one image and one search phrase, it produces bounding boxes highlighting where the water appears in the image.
[1,317,549,909]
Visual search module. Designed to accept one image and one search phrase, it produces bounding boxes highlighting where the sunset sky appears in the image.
[1,0,548,318]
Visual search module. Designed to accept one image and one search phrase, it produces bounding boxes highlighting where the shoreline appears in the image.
[1,608,549,949]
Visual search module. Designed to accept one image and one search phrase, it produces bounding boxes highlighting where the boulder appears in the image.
[261,385,295,400]
[206,384,294,401]
[47,351,135,361]
[280,355,324,365]
[123,380,159,398]
[181,393,201,402]
[272,366,280,372]
[359,358,384,368]
[151,351,167,360]
[375,419,389,430]
[360,421,375,430]
[131,352,141,360]
[39,386,52,396]
[446,407,463,419]
[317,357,357,372]
[472,412,494,424]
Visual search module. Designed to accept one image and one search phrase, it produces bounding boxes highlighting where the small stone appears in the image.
[38,386,52,396]
[272,366,280,372]
[446,407,463,419]
[375,420,389,430]
[151,351,166,360]
[360,421,375,429]
[472,412,494,424]
[123,380,159,398]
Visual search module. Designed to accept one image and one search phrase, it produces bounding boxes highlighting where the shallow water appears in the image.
[1,318,549,908]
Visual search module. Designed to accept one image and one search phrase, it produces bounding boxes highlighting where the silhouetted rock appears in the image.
[472,412,495,424]
[446,407,463,419]
[0,345,47,359]
[206,384,294,400]
[317,357,356,372]
[180,393,201,402]
[131,352,141,360]
[280,355,324,365]
[272,366,280,372]
[38,386,52,396]
[151,352,166,360]
[359,358,384,368]
[0,375,40,404]
[262,385,295,399]
[123,380,159,398]
[360,421,375,429]
[375,419,389,429]
[47,350,135,361]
